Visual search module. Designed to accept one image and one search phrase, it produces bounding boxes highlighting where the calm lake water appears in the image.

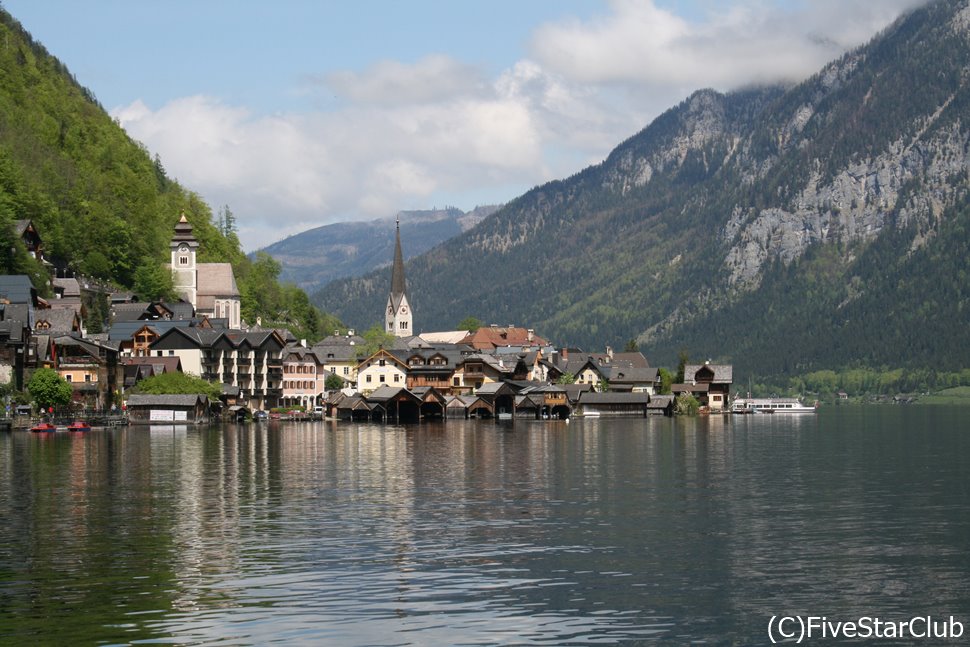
[2,407,969,645]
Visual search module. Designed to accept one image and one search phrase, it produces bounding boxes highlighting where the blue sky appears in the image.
[4,0,923,250]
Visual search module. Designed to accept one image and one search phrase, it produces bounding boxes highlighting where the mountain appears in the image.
[316,0,970,379]
[260,205,499,294]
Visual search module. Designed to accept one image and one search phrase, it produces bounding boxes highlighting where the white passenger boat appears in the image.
[731,398,818,414]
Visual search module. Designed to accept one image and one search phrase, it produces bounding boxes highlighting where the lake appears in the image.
[2,407,969,645]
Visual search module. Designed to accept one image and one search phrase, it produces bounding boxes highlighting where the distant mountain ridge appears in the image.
[316,0,970,379]
[259,205,499,293]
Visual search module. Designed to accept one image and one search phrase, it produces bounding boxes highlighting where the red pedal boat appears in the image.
[30,422,57,433]
[67,421,92,432]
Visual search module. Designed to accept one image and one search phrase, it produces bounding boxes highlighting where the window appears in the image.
[379,359,386,367]
[393,374,400,383]
[400,321,408,330]
[379,375,385,383]
[453,377,460,386]
[65,375,72,382]
[85,374,91,382]
[343,367,349,375]
[366,375,372,383]
[168,350,175,356]
[179,256,188,266]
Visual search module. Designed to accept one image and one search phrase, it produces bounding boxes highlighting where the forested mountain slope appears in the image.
[317,0,970,378]
[0,9,331,339]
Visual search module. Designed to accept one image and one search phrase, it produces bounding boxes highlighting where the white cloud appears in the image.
[112,1,926,251]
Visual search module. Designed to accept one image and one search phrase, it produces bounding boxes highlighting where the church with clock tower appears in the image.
[385,217,412,337]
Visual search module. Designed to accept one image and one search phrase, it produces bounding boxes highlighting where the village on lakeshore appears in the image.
[1,216,747,427]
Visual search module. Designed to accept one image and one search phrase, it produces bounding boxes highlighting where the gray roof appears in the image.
[0,275,36,304]
[108,319,200,341]
[34,309,77,333]
[52,277,81,298]
[684,364,733,384]
[606,366,659,383]
[197,262,240,301]
[647,395,674,409]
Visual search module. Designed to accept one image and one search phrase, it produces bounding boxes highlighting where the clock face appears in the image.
[388,306,394,314]
[400,306,408,314]
[179,244,188,253]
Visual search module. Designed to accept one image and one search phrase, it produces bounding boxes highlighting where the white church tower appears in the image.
[385,217,412,337]
[170,213,199,307]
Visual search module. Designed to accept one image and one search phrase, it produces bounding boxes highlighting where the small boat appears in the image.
[30,422,58,432]
[67,421,92,432]
[732,398,818,414]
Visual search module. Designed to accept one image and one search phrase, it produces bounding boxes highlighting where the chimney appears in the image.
[527,328,534,342]
[301,339,307,348]
[348,328,355,336]
[562,348,568,361]
[334,329,340,336]
[606,346,613,360]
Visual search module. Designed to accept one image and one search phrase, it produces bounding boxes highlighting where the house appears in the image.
[451,353,517,394]
[281,344,325,410]
[605,366,659,394]
[404,347,464,394]
[51,335,120,410]
[120,356,182,392]
[109,320,208,357]
[14,219,44,262]
[356,348,408,395]
[312,332,365,387]
[149,327,285,411]
[125,393,209,424]
[549,347,654,392]
[0,276,39,389]
[682,363,733,412]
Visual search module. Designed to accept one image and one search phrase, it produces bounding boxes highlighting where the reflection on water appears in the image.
[2,409,970,644]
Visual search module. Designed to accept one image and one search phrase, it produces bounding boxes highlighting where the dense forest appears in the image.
[317,0,970,386]
[0,9,336,340]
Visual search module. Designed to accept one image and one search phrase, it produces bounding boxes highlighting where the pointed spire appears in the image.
[391,216,406,298]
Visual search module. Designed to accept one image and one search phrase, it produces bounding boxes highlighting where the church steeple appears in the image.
[385,216,412,337]
[391,216,407,300]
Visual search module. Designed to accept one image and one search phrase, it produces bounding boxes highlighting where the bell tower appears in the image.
[170,213,199,308]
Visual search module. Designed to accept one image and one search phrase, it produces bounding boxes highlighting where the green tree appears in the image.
[676,350,689,384]
[457,316,482,333]
[325,373,344,391]
[132,260,176,302]
[557,372,576,385]
[133,371,222,400]
[26,368,73,412]
[357,325,396,358]
[674,393,700,415]
[657,367,673,395]
[624,338,640,352]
